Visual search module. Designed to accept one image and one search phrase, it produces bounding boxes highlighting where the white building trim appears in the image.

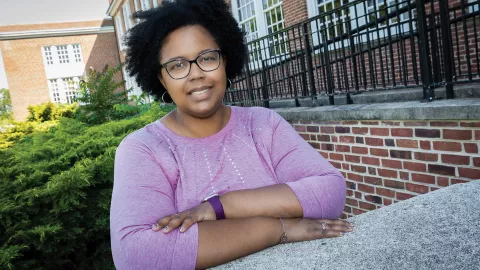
[0,26,115,41]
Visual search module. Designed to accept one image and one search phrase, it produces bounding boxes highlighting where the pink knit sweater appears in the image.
[110,106,346,269]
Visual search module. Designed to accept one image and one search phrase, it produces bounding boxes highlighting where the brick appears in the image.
[403,161,427,172]
[378,169,398,178]
[342,163,350,170]
[364,176,382,186]
[348,173,364,182]
[294,125,307,132]
[330,153,344,161]
[309,142,320,149]
[335,127,351,133]
[430,121,458,127]
[317,135,331,142]
[383,198,393,205]
[385,139,395,147]
[352,127,368,134]
[319,151,329,159]
[415,129,441,138]
[443,129,472,140]
[359,201,376,210]
[330,161,342,169]
[442,154,470,165]
[352,208,366,215]
[414,152,438,162]
[352,146,368,154]
[376,187,396,197]
[464,143,478,154]
[355,137,365,144]
[370,128,389,136]
[346,189,354,197]
[358,183,375,193]
[382,159,403,169]
[381,121,401,126]
[321,143,334,151]
[361,121,379,125]
[343,121,359,125]
[406,183,429,194]
[354,192,362,199]
[339,136,355,143]
[346,198,359,207]
[420,140,431,150]
[365,195,383,204]
[391,128,413,137]
[400,171,410,180]
[344,206,352,214]
[475,130,480,140]
[351,165,367,173]
[430,187,440,192]
[366,137,384,146]
[474,157,480,167]
[437,177,449,187]
[458,168,480,179]
[390,150,412,159]
[451,178,470,184]
[460,122,480,127]
[345,154,361,163]
[332,136,338,143]
[321,126,335,134]
[396,192,415,200]
[310,134,317,141]
[307,126,319,133]
[299,133,309,140]
[346,181,357,190]
[433,141,462,152]
[370,148,389,157]
[368,167,377,175]
[383,180,405,190]
[362,157,380,166]
[396,139,418,148]
[336,145,351,153]
[411,173,436,184]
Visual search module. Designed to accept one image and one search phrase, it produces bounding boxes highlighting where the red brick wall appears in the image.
[0,21,121,120]
[290,119,480,218]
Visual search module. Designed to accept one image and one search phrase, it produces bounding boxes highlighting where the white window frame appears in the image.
[47,77,80,104]
[231,0,287,69]
[133,0,141,23]
[123,2,133,31]
[152,0,158,8]
[468,0,479,13]
[115,15,125,50]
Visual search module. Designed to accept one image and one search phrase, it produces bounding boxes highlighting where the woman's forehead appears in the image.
[160,25,219,62]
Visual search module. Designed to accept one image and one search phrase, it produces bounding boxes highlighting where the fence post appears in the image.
[416,0,435,102]
[245,64,256,105]
[320,23,335,105]
[302,23,317,107]
[439,0,454,99]
[261,60,270,108]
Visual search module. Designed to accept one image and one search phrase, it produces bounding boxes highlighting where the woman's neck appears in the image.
[166,105,231,138]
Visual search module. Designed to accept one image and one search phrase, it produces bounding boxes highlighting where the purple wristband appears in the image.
[206,195,225,220]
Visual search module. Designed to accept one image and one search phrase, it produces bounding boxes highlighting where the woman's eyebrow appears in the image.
[164,48,218,63]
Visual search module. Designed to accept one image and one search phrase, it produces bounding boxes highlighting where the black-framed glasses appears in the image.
[160,49,221,80]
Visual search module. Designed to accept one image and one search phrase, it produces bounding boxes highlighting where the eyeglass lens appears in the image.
[165,51,220,79]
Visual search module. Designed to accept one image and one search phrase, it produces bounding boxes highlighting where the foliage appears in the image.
[27,102,78,122]
[74,65,134,125]
[0,103,169,269]
[0,88,12,121]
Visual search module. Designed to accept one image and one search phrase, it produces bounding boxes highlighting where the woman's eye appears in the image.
[169,61,186,70]
[201,56,215,62]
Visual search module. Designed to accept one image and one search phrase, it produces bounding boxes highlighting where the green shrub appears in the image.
[0,104,169,269]
[27,102,78,122]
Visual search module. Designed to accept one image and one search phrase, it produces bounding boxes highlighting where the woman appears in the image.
[110,0,351,269]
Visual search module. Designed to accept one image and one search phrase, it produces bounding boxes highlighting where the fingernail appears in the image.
[339,232,344,236]
[180,227,185,233]
[163,226,169,232]
[151,223,159,230]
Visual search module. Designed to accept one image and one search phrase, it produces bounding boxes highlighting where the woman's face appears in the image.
[158,25,227,118]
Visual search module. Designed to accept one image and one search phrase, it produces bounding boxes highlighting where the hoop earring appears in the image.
[161,91,173,108]
[226,79,232,91]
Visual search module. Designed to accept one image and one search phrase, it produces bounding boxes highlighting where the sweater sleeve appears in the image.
[110,136,198,270]
[269,112,346,219]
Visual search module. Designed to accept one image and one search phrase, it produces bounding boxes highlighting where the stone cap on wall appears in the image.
[274,98,480,121]
[216,181,480,269]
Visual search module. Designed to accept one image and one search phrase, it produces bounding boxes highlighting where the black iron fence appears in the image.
[225,0,480,107]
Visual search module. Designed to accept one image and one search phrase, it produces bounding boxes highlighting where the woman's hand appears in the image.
[152,202,217,233]
[282,218,354,243]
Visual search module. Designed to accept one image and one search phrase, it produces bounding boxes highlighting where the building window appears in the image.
[47,77,80,104]
[314,0,350,41]
[115,15,125,50]
[152,0,158,8]
[43,47,54,65]
[367,0,409,27]
[141,0,151,10]
[72,44,83,63]
[57,45,70,64]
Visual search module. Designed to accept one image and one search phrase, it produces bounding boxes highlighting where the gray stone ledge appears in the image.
[274,98,480,121]
[216,181,480,270]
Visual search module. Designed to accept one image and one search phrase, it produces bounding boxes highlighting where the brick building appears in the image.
[0,0,121,121]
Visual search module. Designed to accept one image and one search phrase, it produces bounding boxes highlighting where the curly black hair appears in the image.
[124,0,247,100]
